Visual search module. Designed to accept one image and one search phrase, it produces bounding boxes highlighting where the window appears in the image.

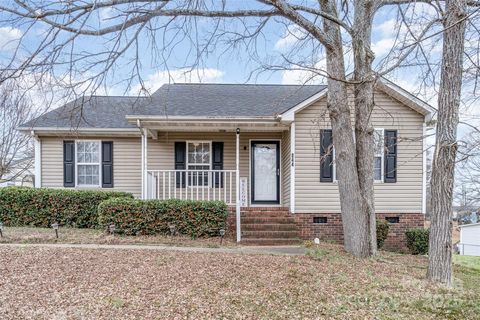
[313,216,328,224]
[328,129,384,182]
[187,141,211,186]
[76,141,100,186]
[373,129,384,182]
[385,216,400,224]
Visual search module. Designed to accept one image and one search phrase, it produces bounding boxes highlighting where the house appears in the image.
[0,158,34,188]
[18,80,433,249]
[458,223,480,256]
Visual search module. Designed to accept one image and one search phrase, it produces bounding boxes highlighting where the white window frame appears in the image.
[373,128,385,183]
[186,141,212,187]
[75,140,102,188]
[329,129,385,183]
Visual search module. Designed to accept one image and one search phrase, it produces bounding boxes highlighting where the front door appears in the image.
[251,141,280,204]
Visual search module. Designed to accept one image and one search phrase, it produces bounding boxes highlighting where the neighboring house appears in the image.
[0,159,34,188]
[18,80,433,249]
[458,223,480,256]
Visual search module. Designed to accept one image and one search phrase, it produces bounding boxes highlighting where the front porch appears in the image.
[135,118,295,242]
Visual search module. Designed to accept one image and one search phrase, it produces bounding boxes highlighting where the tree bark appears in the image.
[320,0,371,258]
[428,0,467,287]
[352,0,378,256]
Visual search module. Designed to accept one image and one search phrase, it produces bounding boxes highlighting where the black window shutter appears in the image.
[384,130,397,183]
[212,142,224,188]
[102,141,114,188]
[320,129,333,182]
[63,141,75,187]
[175,142,186,188]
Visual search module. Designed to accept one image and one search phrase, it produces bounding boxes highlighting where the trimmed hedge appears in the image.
[0,187,133,228]
[376,219,390,249]
[405,228,430,255]
[98,198,228,238]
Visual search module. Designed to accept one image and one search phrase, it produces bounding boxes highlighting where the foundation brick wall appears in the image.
[294,212,425,252]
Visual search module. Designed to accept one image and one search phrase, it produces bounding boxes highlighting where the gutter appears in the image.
[125,115,279,122]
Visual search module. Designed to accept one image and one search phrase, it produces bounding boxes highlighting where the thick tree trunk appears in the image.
[352,0,377,256]
[428,0,467,286]
[320,0,371,258]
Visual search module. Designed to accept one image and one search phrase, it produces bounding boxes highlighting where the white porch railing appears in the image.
[146,170,237,205]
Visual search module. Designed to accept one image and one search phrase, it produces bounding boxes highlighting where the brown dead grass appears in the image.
[0,243,478,319]
[0,226,234,248]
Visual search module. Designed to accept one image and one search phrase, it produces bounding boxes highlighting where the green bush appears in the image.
[376,219,390,249]
[405,228,430,255]
[98,198,228,238]
[0,187,133,228]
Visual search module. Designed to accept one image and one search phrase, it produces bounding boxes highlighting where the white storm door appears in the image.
[252,141,279,203]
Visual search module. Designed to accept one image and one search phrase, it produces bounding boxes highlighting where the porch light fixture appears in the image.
[0,222,3,238]
[51,222,59,239]
[219,228,225,245]
[108,224,116,235]
[169,224,176,236]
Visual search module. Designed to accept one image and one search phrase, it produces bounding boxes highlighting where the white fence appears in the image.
[147,170,237,205]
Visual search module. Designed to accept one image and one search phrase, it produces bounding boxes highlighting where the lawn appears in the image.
[0,226,233,247]
[0,244,479,319]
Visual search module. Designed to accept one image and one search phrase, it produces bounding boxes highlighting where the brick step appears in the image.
[242,230,299,239]
[240,207,289,211]
[240,212,290,217]
[241,217,296,224]
[242,223,298,231]
[240,238,302,246]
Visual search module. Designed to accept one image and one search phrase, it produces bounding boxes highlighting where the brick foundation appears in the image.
[294,212,425,252]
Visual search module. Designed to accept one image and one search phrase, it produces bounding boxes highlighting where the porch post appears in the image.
[236,128,241,242]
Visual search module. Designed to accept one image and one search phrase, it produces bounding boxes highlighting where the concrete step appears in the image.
[242,230,299,239]
[242,223,298,231]
[240,238,302,246]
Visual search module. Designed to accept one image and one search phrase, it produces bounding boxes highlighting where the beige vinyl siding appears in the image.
[294,89,424,214]
[40,137,142,197]
[146,132,284,206]
[281,129,291,207]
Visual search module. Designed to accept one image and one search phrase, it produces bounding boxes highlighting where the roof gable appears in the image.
[279,78,434,122]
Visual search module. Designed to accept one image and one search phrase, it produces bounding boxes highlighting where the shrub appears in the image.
[405,228,430,255]
[98,198,228,238]
[376,219,390,249]
[0,187,133,228]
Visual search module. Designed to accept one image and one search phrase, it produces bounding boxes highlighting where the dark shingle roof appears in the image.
[20,96,149,129]
[135,83,326,117]
[20,84,326,129]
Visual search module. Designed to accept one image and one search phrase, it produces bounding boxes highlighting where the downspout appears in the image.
[137,120,145,199]
[31,130,41,188]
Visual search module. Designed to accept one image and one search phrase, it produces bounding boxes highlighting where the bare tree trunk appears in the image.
[428,0,467,287]
[321,0,371,258]
[352,0,377,256]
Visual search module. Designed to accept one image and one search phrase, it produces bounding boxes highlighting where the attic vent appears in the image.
[385,217,400,224]
[313,217,327,224]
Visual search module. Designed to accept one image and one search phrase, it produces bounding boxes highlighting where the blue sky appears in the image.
[0,2,442,96]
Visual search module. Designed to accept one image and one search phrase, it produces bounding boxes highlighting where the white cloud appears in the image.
[375,18,397,39]
[372,38,396,57]
[131,68,224,95]
[274,25,307,50]
[0,27,22,51]
[281,59,327,85]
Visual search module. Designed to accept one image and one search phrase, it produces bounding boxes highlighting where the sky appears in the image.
[0,2,477,132]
